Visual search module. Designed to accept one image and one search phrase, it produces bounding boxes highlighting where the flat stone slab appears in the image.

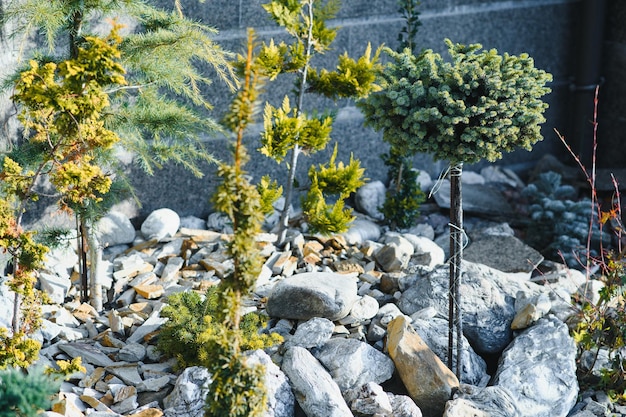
[465,235,544,274]
[433,180,514,217]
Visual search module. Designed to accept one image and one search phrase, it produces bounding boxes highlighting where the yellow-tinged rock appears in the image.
[113,385,137,402]
[52,395,85,417]
[334,259,365,274]
[303,241,324,256]
[78,367,106,389]
[73,303,99,322]
[79,395,114,412]
[133,284,164,299]
[126,408,164,417]
[128,302,152,315]
[386,315,459,417]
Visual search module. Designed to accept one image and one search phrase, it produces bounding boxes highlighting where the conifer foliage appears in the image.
[359,39,552,377]
[256,0,382,242]
[1,0,235,309]
[158,30,281,417]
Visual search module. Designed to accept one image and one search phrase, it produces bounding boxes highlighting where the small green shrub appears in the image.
[0,366,60,417]
[158,287,283,370]
[379,149,425,229]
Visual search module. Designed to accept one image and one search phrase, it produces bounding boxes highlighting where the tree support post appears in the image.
[448,162,463,379]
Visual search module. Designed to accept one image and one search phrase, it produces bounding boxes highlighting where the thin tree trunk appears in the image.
[87,222,103,311]
[78,217,89,303]
[448,162,463,379]
[276,0,316,245]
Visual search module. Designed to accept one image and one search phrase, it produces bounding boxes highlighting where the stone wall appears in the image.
[599,0,626,169]
[3,0,614,224]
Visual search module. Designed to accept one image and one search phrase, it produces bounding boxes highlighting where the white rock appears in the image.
[343,218,382,246]
[96,212,136,247]
[284,317,334,350]
[375,235,414,272]
[349,295,379,321]
[415,169,433,192]
[492,316,578,417]
[163,366,211,417]
[314,338,395,392]
[246,349,295,417]
[281,346,352,417]
[347,382,393,415]
[403,234,445,270]
[140,208,180,241]
[0,281,15,329]
[38,272,71,304]
[354,180,386,220]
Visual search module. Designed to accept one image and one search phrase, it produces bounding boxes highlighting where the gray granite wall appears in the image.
[5,0,613,224]
[129,0,580,221]
[599,0,626,169]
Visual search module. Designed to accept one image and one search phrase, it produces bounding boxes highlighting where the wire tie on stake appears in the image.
[429,165,451,199]
[447,222,469,250]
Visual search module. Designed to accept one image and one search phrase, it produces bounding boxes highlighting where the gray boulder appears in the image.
[163,366,211,417]
[246,349,295,417]
[281,346,352,417]
[411,317,488,387]
[376,235,414,272]
[95,211,136,247]
[398,261,544,354]
[345,382,393,416]
[141,208,180,241]
[443,384,519,417]
[343,218,382,246]
[283,317,334,350]
[266,272,358,321]
[313,337,395,392]
[492,316,578,417]
[355,180,386,220]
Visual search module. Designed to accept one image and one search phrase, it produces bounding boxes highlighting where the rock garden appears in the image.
[0,1,624,417]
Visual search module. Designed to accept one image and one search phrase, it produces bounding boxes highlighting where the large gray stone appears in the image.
[375,235,414,272]
[266,272,358,321]
[163,366,211,417]
[411,317,489,387]
[0,280,14,329]
[246,349,295,417]
[354,180,386,220]
[313,338,395,392]
[58,342,115,367]
[464,235,543,276]
[443,385,519,417]
[281,346,352,417]
[95,211,136,247]
[346,382,393,416]
[387,393,423,417]
[492,316,578,417]
[397,261,544,355]
[433,180,515,218]
[283,317,334,350]
[342,218,382,246]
